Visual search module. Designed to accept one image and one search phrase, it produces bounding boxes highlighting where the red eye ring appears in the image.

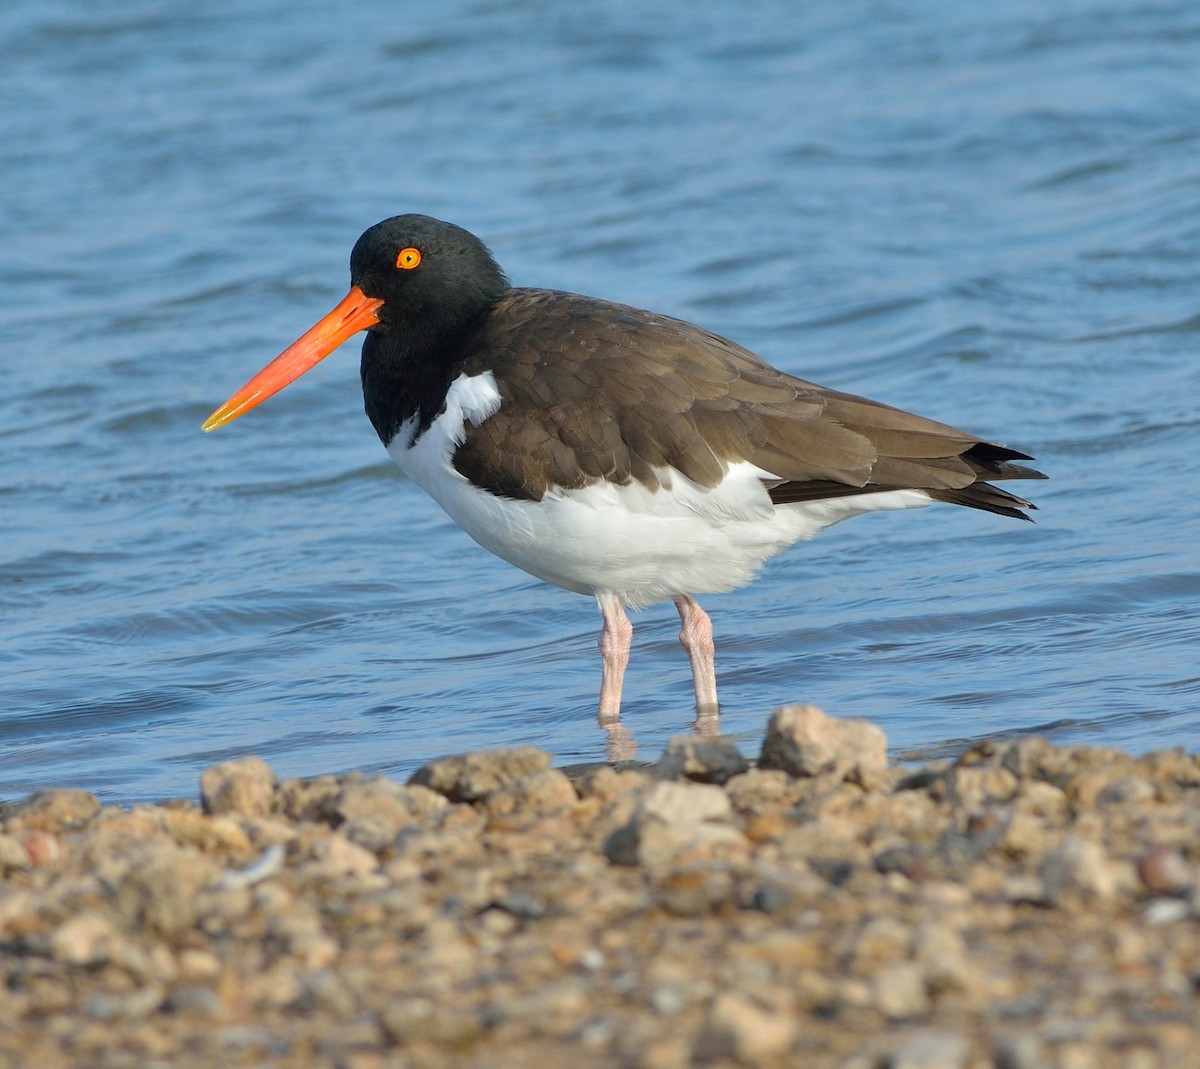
[396,247,421,270]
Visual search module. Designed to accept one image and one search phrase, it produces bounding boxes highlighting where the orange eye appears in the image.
[395,247,422,270]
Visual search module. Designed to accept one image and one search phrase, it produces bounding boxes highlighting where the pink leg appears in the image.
[674,595,719,722]
[596,592,633,726]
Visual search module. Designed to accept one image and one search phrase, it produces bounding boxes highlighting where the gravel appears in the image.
[2,705,1198,1068]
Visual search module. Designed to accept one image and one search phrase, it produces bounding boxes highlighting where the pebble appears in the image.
[5,788,101,833]
[0,707,1196,1069]
[694,992,797,1062]
[199,756,276,817]
[408,746,551,801]
[888,1029,970,1069]
[656,734,750,784]
[758,703,889,789]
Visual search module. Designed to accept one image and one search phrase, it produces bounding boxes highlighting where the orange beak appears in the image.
[202,285,385,431]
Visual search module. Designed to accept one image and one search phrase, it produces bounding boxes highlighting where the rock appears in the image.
[694,993,796,1062]
[994,1033,1048,1069]
[888,1029,970,1069]
[873,962,930,1019]
[0,833,30,871]
[21,831,62,865]
[200,756,276,817]
[930,765,1019,811]
[333,778,450,850]
[1096,775,1156,807]
[1138,847,1193,896]
[657,735,749,784]
[604,781,745,873]
[50,912,121,964]
[911,922,971,994]
[481,768,578,817]
[5,789,101,833]
[298,834,380,881]
[334,776,449,827]
[1041,836,1136,905]
[641,780,732,825]
[657,867,736,916]
[759,704,888,789]
[408,746,551,801]
[276,775,342,823]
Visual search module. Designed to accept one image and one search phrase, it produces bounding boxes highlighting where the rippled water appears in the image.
[3,0,1199,803]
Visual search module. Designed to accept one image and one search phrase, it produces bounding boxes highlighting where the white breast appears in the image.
[388,372,932,608]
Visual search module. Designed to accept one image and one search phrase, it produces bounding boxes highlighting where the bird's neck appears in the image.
[359,307,489,448]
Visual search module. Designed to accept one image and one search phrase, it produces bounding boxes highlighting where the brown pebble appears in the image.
[200,756,276,817]
[759,704,888,789]
[22,831,62,865]
[408,746,551,801]
[6,789,101,833]
[1138,847,1193,896]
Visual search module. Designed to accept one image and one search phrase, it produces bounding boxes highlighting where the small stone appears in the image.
[1138,847,1192,896]
[750,885,795,914]
[379,999,483,1046]
[0,833,30,870]
[911,922,971,993]
[657,735,749,784]
[200,756,276,817]
[694,992,796,1062]
[604,781,744,872]
[641,780,732,825]
[84,986,163,1021]
[1144,899,1190,925]
[276,775,342,823]
[491,891,545,919]
[482,768,578,816]
[22,831,62,865]
[998,736,1055,780]
[759,704,888,789]
[657,867,736,916]
[50,913,120,965]
[334,777,448,827]
[873,962,930,1020]
[572,765,651,803]
[299,835,380,880]
[408,746,551,801]
[1096,775,1156,807]
[931,766,1019,811]
[994,1033,1047,1069]
[1041,836,1135,905]
[162,984,227,1019]
[177,949,222,982]
[888,1029,970,1069]
[165,810,253,852]
[6,789,101,833]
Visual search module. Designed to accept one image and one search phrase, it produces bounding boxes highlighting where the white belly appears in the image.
[388,372,933,609]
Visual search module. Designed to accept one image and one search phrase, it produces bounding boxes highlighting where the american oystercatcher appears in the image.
[204,214,1044,727]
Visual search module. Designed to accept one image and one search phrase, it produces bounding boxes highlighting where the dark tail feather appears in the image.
[926,482,1038,521]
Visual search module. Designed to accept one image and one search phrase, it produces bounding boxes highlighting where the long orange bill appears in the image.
[202,285,385,432]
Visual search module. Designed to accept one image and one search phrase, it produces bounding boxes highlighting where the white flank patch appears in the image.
[389,378,934,608]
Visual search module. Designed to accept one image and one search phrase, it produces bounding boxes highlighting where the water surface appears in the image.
[3,0,1199,803]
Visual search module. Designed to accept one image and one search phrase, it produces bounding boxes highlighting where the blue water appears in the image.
[3,0,1199,804]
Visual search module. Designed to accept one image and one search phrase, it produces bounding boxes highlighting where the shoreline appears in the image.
[2,704,1197,1068]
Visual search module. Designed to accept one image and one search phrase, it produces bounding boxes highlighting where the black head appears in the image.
[350,215,510,348]
[202,215,509,434]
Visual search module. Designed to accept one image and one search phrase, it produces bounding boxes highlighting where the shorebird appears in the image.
[204,214,1043,725]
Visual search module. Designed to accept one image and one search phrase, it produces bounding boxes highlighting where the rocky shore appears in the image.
[2,704,1197,1069]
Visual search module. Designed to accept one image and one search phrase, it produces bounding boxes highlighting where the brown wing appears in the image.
[451,289,1045,518]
